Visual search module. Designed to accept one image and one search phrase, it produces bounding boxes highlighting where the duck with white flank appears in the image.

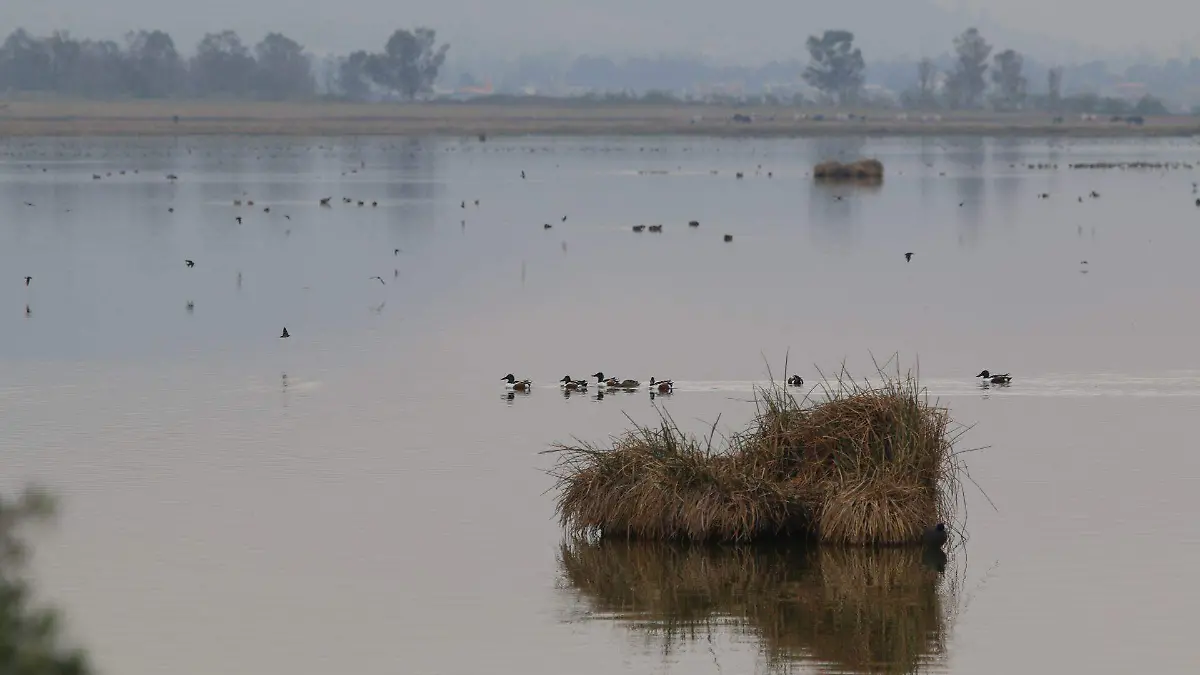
[976,370,1012,384]
[592,372,641,389]
[787,375,804,387]
[502,374,532,391]
[648,377,674,393]
[559,376,589,391]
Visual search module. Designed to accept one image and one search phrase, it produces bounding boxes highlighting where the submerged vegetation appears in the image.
[559,538,955,672]
[0,486,90,675]
[547,363,968,545]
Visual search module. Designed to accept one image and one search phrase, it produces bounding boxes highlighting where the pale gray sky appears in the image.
[2,0,1197,63]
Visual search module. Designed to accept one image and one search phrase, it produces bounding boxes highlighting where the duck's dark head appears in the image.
[592,372,605,381]
[976,370,990,378]
[561,375,573,383]
[502,374,515,383]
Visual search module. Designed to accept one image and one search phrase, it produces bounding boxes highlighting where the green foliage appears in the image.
[365,28,449,100]
[0,486,91,675]
[803,30,865,105]
[991,49,1026,111]
[1134,94,1169,115]
[948,28,992,108]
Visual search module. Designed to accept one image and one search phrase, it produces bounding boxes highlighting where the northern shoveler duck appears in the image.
[559,376,588,391]
[592,372,640,389]
[647,224,663,232]
[787,375,804,387]
[502,374,532,391]
[976,370,1011,384]
[648,377,674,393]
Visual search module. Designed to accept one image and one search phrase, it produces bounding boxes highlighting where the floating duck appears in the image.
[502,374,532,391]
[787,375,804,387]
[559,376,588,391]
[648,377,674,393]
[280,327,290,338]
[922,522,948,549]
[593,372,640,389]
[976,370,1011,384]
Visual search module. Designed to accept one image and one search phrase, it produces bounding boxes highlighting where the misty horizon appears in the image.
[4,0,1200,69]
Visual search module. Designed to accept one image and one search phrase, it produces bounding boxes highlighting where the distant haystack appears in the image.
[813,158,885,183]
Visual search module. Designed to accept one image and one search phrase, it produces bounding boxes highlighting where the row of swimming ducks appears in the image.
[502,373,810,393]
[503,373,676,393]
[503,371,1011,391]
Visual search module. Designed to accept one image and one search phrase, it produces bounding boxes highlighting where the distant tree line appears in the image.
[0,27,448,101]
[546,27,1185,114]
[1,24,1188,113]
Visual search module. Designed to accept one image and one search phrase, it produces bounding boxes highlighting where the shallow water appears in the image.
[2,135,1199,674]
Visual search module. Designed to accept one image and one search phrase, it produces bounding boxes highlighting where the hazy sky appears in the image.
[3,0,1199,64]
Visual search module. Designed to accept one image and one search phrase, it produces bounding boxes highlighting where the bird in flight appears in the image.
[280,327,290,338]
[905,252,914,262]
[185,260,195,268]
[370,276,386,285]
[24,276,32,286]
[235,216,242,224]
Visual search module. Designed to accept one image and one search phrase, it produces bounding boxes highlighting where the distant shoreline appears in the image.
[3,101,1200,138]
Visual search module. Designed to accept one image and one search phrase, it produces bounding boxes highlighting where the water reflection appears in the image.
[559,538,955,673]
[947,137,987,247]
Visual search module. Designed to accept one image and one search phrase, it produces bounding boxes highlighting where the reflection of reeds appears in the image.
[559,538,953,673]
[547,360,968,544]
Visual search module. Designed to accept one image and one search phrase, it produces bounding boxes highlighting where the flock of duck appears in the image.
[502,372,813,397]
[503,372,685,395]
[503,371,1012,397]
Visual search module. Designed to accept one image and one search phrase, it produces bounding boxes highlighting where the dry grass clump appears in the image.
[813,158,885,182]
[558,538,954,672]
[546,362,967,545]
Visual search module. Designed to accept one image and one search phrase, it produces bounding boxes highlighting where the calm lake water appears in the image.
[3,134,1199,674]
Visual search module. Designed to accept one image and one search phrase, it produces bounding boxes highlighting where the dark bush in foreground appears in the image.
[0,486,91,675]
[546,365,966,544]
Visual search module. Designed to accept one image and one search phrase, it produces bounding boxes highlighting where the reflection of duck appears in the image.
[558,539,953,672]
